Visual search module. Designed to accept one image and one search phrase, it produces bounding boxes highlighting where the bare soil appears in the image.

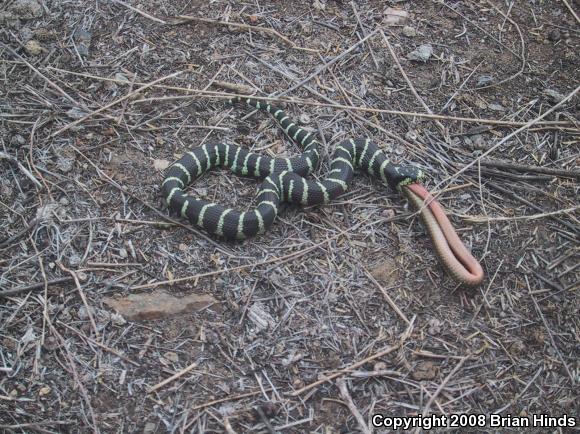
[1,0,578,433]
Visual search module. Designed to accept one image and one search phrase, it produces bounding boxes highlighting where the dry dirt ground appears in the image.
[1,0,579,433]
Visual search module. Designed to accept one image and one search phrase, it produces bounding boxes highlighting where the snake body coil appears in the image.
[162,97,423,239]
[162,97,484,285]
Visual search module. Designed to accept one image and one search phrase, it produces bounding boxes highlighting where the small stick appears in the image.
[336,379,371,434]
[57,262,100,340]
[175,15,318,53]
[58,216,176,226]
[487,182,579,234]
[149,361,199,393]
[0,276,73,298]
[46,322,99,433]
[112,0,167,24]
[441,61,483,112]
[411,350,466,360]
[479,159,580,179]
[456,205,580,223]
[0,151,43,188]
[212,79,255,95]
[0,218,38,249]
[190,389,271,411]
[351,1,379,68]
[494,367,543,413]
[84,262,143,268]
[223,418,238,434]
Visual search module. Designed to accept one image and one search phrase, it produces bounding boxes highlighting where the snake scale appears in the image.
[162,97,484,286]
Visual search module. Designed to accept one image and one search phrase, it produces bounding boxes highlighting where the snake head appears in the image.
[384,165,426,191]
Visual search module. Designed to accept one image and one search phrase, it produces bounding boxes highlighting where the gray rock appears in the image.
[10,134,26,147]
[56,156,74,173]
[114,72,130,83]
[407,44,433,62]
[488,103,505,111]
[405,130,418,141]
[548,29,561,42]
[544,89,565,103]
[402,26,417,37]
[24,40,42,56]
[476,75,494,87]
[66,107,88,119]
[78,306,95,320]
[299,113,311,124]
[19,27,33,42]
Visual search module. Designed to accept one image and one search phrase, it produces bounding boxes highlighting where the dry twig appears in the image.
[175,15,318,53]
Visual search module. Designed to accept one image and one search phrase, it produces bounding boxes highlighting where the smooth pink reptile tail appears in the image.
[404,183,484,286]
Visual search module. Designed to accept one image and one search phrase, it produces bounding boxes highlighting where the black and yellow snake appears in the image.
[162,97,484,286]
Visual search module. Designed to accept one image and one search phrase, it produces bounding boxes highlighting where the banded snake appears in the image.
[161,97,484,286]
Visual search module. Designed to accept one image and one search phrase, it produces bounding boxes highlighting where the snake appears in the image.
[161,97,484,286]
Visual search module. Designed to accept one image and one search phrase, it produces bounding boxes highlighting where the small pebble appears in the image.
[10,134,26,147]
[24,39,42,56]
[402,26,417,37]
[114,72,129,83]
[548,29,560,42]
[312,0,325,11]
[544,89,565,103]
[66,107,88,119]
[476,75,494,87]
[163,351,179,363]
[407,44,433,62]
[78,306,95,320]
[19,26,33,42]
[488,103,505,111]
[405,130,418,141]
